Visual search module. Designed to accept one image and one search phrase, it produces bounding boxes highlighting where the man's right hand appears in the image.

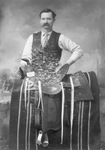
[15,67,26,79]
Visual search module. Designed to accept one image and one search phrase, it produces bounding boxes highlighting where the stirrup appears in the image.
[42,134,49,147]
[36,130,43,145]
[42,140,49,147]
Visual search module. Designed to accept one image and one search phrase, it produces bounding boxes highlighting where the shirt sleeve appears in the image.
[21,34,33,65]
[58,34,83,62]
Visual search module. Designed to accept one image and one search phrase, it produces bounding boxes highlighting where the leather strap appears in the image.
[69,76,75,150]
[60,82,65,144]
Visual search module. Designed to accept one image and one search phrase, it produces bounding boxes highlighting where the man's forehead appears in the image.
[40,12,53,18]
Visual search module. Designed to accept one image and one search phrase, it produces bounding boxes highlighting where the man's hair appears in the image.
[39,8,56,19]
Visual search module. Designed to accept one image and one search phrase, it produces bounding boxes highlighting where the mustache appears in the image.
[42,23,50,26]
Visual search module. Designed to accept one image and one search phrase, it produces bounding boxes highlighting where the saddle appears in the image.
[24,63,93,101]
[26,70,93,101]
[10,69,100,149]
[23,68,94,135]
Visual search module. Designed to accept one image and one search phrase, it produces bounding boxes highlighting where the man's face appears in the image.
[40,12,55,30]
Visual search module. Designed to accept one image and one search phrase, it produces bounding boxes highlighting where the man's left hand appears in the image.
[55,64,63,72]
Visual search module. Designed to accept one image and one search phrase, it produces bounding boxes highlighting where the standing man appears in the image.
[20,8,83,147]
[20,8,83,74]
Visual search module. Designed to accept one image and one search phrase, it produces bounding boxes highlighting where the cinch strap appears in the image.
[17,80,24,150]
[80,101,84,150]
[60,82,65,144]
[25,79,30,150]
[23,78,32,150]
[28,103,32,150]
[70,76,75,150]
[38,81,44,112]
[24,78,28,108]
[78,102,81,150]
[86,72,91,150]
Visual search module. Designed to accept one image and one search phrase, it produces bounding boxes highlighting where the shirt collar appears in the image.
[41,31,52,37]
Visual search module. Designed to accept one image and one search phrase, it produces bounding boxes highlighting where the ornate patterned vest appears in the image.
[31,31,62,83]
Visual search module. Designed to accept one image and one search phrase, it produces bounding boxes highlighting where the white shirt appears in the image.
[21,31,83,66]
